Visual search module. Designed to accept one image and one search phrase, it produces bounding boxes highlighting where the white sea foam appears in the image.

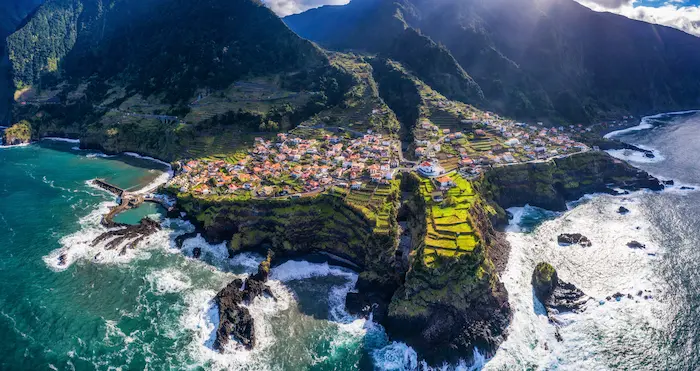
[42,137,81,143]
[176,234,265,274]
[604,110,699,139]
[85,152,115,159]
[179,259,368,369]
[606,147,665,164]
[42,200,178,271]
[485,194,672,370]
[123,152,171,169]
[146,268,192,295]
[0,143,30,149]
[181,280,293,371]
[271,260,360,324]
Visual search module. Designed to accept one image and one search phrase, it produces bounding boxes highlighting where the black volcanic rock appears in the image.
[627,241,646,249]
[213,279,255,351]
[532,263,587,318]
[484,152,664,212]
[213,251,274,352]
[558,233,592,247]
[192,247,202,259]
[618,206,630,215]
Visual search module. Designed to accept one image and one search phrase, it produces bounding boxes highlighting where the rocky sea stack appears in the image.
[213,250,274,352]
[532,262,587,319]
[2,120,31,145]
[557,233,592,247]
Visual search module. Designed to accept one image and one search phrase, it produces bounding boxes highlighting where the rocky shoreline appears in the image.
[2,120,31,146]
[483,151,664,212]
[213,251,274,351]
[157,150,667,365]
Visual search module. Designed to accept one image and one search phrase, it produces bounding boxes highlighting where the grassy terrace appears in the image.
[178,179,400,236]
[185,77,313,123]
[418,173,480,267]
[182,130,267,159]
[334,180,400,234]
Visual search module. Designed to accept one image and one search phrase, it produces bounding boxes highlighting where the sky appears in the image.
[574,0,700,36]
[263,0,700,37]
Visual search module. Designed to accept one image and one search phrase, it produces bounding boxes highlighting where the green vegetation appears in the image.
[8,0,326,101]
[482,151,662,211]
[416,173,480,267]
[285,1,485,109]
[300,54,401,135]
[7,0,364,161]
[532,262,558,298]
[2,120,32,144]
[175,187,401,286]
[386,172,510,363]
[285,0,700,123]
[370,58,422,143]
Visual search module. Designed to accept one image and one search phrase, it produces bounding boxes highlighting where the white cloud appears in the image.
[580,0,634,9]
[576,0,700,36]
[262,0,350,17]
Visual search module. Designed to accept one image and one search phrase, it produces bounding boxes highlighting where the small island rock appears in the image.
[2,120,32,146]
[627,241,646,249]
[532,262,587,317]
[618,206,630,215]
[557,233,592,247]
[213,250,274,352]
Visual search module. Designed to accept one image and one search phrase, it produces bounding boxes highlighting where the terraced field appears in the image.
[185,80,312,123]
[343,181,399,234]
[182,130,262,159]
[419,173,480,267]
[429,110,463,131]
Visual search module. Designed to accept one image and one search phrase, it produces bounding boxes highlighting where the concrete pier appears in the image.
[93,179,125,197]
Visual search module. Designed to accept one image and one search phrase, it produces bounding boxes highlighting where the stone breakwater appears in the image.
[59,179,175,266]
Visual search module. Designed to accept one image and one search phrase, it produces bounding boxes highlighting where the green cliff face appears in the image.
[483,151,664,211]
[2,120,32,145]
[385,173,511,364]
[174,172,512,365]
[175,184,404,289]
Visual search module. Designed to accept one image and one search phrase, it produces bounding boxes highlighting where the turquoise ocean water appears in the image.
[0,140,401,370]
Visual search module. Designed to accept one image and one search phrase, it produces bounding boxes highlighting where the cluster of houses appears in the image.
[412,113,589,178]
[168,132,399,197]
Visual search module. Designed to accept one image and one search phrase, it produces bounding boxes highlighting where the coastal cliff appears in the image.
[2,120,31,145]
[175,185,405,298]
[173,173,513,365]
[386,174,511,364]
[482,151,664,212]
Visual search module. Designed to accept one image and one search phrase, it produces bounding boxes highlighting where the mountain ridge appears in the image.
[285,0,700,124]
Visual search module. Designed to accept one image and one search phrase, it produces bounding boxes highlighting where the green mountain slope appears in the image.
[0,0,45,123]
[285,0,700,123]
[5,0,357,160]
[284,0,485,107]
[8,0,326,102]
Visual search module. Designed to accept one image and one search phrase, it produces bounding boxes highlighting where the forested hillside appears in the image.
[8,0,327,102]
[5,0,360,160]
[285,0,700,123]
[0,0,45,123]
